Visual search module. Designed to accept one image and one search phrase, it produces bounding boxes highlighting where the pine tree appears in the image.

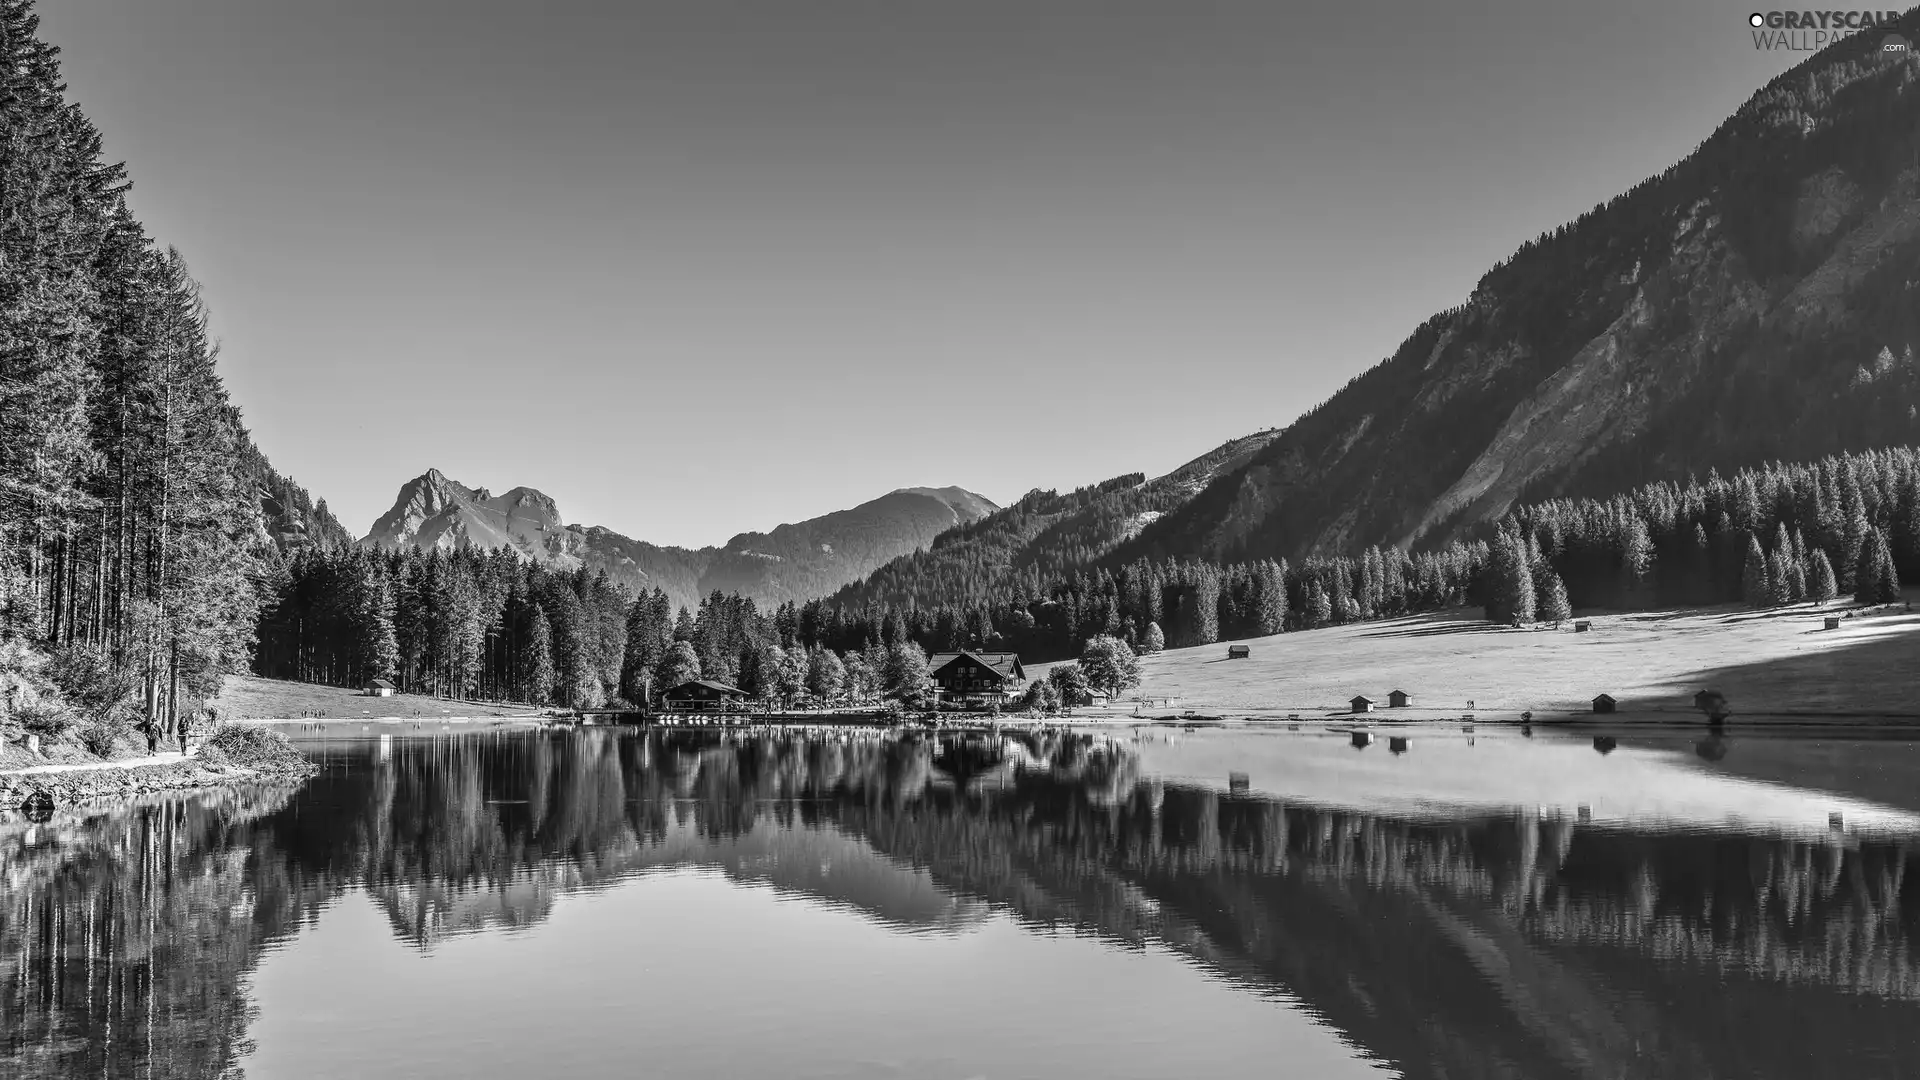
[360,571,400,684]
[1486,531,1535,625]
[1253,560,1287,635]
[1536,566,1572,625]
[1807,548,1839,603]
[1766,548,1792,608]
[524,603,555,704]
[1742,534,1772,608]
[1140,621,1165,654]
[1855,526,1902,604]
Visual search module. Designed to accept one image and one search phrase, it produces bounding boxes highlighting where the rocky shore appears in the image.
[0,727,318,811]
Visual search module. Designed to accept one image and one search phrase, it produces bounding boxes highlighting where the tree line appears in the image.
[0,0,302,752]
[257,444,1916,718]
[254,547,948,711]
[770,445,1917,663]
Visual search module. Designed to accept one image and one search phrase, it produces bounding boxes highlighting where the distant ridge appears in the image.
[359,471,998,612]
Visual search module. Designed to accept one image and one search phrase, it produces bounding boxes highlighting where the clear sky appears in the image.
[38,1,1814,547]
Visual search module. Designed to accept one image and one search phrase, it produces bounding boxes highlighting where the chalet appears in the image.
[364,678,396,698]
[1387,690,1412,708]
[663,680,748,712]
[1592,693,1616,714]
[1350,695,1374,714]
[928,651,1026,708]
[1227,644,1250,659]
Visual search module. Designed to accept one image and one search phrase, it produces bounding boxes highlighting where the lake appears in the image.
[5,723,1920,1079]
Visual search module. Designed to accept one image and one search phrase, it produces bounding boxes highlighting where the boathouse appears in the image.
[1592,693,1616,714]
[364,678,396,698]
[663,679,748,712]
[1387,690,1412,708]
[928,651,1025,708]
[1227,644,1250,659]
[1350,695,1374,714]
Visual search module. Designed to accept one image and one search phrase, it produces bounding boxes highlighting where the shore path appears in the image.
[3,751,192,776]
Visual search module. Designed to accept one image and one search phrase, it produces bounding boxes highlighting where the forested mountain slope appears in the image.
[1119,22,1920,567]
[826,430,1279,611]
[359,470,997,613]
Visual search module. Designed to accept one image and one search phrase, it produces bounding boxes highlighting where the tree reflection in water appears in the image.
[2,727,1916,1079]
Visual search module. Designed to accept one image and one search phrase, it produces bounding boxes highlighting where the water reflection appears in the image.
[2,728,1917,1079]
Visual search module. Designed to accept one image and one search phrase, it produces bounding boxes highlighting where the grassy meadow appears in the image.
[1047,591,1920,722]
[214,675,546,723]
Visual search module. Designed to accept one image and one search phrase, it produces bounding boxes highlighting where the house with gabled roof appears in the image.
[928,650,1026,708]
[663,679,748,712]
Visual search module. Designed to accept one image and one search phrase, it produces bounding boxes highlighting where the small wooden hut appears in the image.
[1387,690,1412,708]
[1227,644,1250,659]
[364,678,396,698]
[1350,695,1375,714]
[1592,693,1616,714]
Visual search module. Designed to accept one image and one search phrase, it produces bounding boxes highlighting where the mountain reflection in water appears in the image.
[2,728,1917,1079]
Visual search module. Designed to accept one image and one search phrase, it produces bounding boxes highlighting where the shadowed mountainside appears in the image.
[1098,23,1920,566]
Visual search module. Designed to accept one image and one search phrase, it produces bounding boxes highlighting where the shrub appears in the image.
[74,717,129,759]
[201,724,315,773]
[44,643,139,726]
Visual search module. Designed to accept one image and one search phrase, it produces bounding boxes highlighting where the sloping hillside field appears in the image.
[1110,595,1919,721]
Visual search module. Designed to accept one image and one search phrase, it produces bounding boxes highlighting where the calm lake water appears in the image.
[6,723,1920,1079]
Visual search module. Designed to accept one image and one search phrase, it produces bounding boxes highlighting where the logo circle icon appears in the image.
[1883,33,1913,57]
[1749,12,1765,27]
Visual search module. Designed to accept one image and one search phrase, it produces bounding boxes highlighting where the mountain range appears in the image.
[355,469,997,612]
[1114,28,1920,566]
[834,23,1920,600]
[270,23,1920,618]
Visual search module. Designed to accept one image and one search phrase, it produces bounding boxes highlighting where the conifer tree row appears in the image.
[0,1,284,747]
[776,445,1920,663]
[261,445,1920,701]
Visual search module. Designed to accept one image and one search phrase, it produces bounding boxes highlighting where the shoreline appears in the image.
[0,747,318,812]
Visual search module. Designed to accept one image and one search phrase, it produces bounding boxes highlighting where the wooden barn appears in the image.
[1387,690,1412,708]
[928,651,1025,708]
[1592,693,1616,714]
[1227,644,1251,659]
[1350,695,1375,714]
[364,678,396,698]
[663,679,748,712]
